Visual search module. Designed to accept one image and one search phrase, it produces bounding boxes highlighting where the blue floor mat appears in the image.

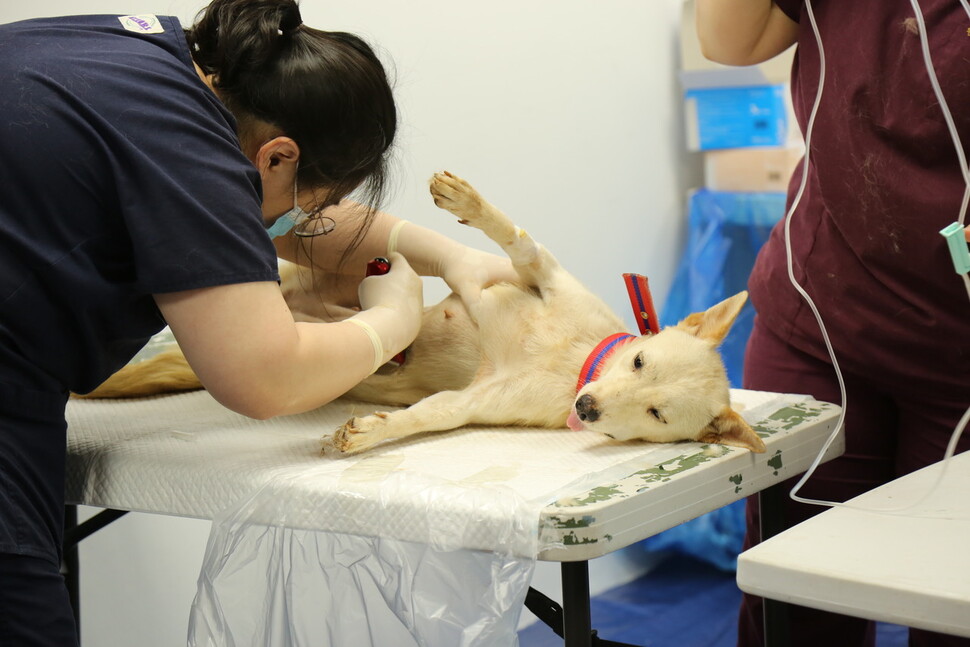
[517,555,910,647]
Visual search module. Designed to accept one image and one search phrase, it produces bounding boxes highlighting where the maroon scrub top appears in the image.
[750,0,970,398]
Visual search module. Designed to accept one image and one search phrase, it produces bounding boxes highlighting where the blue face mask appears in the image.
[267,181,310,238]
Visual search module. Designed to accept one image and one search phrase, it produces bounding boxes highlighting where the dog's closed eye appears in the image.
[648,407,667,424]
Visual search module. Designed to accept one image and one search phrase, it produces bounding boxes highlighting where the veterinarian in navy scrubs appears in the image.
[0,1,514,643]
[697,2,970,646]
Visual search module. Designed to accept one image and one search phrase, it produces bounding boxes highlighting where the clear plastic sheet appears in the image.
[187,461,541,647]
[189,528,534,647]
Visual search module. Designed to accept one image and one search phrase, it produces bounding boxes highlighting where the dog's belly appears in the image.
[346,294,482,406]
[348,276,624,425]
[408,294,482,385]
[469,283,625,424]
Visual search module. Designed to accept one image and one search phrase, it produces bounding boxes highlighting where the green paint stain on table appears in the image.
[637,450,720,485]
[768,450,783,475]
[549,515,595,529]
[562,531,598,546]
[754,403,827,435]
[568,486,622,505]
[546,401,832,507]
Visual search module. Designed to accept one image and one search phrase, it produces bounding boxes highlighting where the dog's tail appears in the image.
[74,347,203,399]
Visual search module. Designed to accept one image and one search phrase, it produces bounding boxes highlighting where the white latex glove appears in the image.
[434,245,518,315]
[347,252,423,372]
[389,220,518,318]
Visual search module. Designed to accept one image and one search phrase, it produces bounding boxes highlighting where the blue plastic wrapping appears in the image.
[661,189,785,388]
[643,189,785,570]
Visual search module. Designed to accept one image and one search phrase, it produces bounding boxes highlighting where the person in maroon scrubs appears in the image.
[696,1,970,645]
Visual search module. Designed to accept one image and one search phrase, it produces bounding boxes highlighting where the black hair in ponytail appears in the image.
[186,0,396,220]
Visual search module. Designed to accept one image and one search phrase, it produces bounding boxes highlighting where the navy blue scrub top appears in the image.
[0,14,279,561]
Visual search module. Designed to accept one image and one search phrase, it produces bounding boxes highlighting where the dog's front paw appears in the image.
[429,171,486,225]
[320,434,341,456]
[330,413,388,454]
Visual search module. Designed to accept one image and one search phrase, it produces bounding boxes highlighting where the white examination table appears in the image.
[64,388,842,646]
[737,449,970,640]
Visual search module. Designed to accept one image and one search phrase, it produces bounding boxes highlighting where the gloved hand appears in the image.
[348,252,423,371]
[434,245,517,315]
[389,220,518,319]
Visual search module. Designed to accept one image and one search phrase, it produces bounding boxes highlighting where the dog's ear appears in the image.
[673,291,748,344]
[697,406,766,453]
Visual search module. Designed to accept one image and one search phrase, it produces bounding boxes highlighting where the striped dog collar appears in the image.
[576,333,636,393]
[574,274,660,393]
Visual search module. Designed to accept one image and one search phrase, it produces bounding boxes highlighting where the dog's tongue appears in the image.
[566,409,586,431]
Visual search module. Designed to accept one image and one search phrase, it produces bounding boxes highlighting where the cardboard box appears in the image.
[703,146,804,192]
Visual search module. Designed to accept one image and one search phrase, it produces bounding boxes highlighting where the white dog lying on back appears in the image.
[82,172,765,456]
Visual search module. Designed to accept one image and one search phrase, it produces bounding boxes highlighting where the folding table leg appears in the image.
[561,561,593,647]
[63,505,81,635]
[759,485,791,647]
[525,562,643,647]
[61,505,130,644]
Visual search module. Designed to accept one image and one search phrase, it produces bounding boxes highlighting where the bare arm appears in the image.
[154,255,422,419]
[696,0,799,66]
[273,198,517,300]
[273,200,395,276]
[272,202,420,310]
[273,200,490,277]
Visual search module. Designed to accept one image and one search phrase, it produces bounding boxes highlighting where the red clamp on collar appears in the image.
[623,273,660,335]
[576,333,635,393]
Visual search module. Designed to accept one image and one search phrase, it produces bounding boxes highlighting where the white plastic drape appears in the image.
[187,443,545,647]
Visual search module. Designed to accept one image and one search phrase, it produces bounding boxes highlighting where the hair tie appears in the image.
[278,5,303,37]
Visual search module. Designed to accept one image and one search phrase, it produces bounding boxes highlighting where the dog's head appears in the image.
[568,291,765,453]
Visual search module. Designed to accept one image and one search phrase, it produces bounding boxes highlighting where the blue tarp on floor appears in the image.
[517,554,909,647]
[518,556,741,647]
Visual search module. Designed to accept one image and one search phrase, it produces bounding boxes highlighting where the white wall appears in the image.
[3,1,699,644]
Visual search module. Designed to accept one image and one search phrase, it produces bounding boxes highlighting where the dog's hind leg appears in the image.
[74,347,203,398]
[429,172,561,290]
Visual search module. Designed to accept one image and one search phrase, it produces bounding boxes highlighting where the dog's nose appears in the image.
[575,394,600,423]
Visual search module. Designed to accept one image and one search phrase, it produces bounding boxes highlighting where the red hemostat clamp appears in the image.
[365,257,392,277]
[365,257,407,366]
